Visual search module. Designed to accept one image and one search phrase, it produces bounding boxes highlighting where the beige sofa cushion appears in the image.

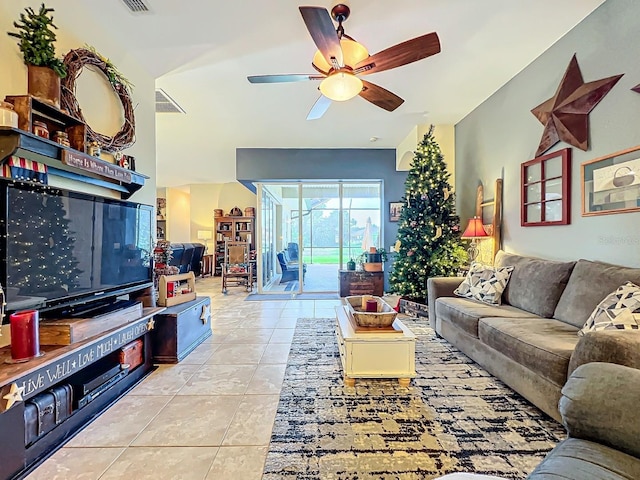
[495,250,575,318]
[554,259,640,328]
[435,297,537,338]
[478,317,579,386]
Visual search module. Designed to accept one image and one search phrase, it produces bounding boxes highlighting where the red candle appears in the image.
[366,299,378,312]
[10,309,40,362]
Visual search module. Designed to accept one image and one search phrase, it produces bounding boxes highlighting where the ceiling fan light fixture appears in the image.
[312,38,369,71]
[320,71,363,102]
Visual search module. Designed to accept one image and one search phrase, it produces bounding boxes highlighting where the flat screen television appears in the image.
[0,181,153,318]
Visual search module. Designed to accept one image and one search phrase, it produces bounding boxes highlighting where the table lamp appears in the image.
[197,230,213,253]
[461,216,489,263]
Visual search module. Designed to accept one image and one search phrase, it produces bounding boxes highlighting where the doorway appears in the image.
[256,182,382,295]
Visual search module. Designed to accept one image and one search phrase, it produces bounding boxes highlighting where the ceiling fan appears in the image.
[247,4,441,120]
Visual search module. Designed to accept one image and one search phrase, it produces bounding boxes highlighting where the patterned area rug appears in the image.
[263,317,565,480]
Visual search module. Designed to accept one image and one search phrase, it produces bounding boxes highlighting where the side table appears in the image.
[339,270,384,297]
[201,254,213,277]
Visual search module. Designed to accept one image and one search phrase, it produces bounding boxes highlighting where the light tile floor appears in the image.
[27,276,342,480]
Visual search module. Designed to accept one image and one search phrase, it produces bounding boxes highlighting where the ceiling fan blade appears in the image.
[307,95,332,120]
[355,32,441,75]
[299,6,343,68]
[248,74,324,84]
[359,80,404,112]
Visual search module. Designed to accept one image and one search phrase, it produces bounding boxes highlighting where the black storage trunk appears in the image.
[24,384,73,447]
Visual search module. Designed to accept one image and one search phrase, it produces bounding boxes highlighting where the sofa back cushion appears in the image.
[494,250,575,318]
[554,259,640,328]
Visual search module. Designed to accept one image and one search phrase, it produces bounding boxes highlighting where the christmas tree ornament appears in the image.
[435,226,443,239]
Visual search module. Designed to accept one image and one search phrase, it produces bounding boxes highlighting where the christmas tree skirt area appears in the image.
[399,298,429,318]
[262,317,564,479]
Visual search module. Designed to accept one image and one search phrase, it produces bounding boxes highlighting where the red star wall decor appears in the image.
[531,54,623,157]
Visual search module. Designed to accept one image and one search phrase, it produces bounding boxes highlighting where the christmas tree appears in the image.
[389,126,467,301]
[8,188,81,296]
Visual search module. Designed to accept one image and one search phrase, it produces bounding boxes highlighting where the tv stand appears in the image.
[0,305,165,480]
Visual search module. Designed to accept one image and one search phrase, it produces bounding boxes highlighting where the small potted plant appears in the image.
[8,3,67,108]
[360,248,388,272]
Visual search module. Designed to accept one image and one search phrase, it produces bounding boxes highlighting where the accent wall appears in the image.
[455,0,640,267]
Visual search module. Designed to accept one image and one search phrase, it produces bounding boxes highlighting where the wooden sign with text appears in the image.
[0,319,150,411]
[61,150,132,183]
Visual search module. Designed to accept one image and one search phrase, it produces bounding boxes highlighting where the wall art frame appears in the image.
[521,148,571,226]
[389,202,403,222]
[581,144,640,216]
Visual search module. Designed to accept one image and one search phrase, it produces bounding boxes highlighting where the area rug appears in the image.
[262,317,565,480]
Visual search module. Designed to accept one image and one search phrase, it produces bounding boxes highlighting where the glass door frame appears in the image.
[256,181,383,295]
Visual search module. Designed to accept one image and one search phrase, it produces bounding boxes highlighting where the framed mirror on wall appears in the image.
[521,148,571,226]
[582,144,640,216]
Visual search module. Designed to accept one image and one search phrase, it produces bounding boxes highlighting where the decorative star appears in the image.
[633,84,640,94]
[532,54,623,156]
[200,304,211,324]
[147,318,155,331]
[3,382,25,410]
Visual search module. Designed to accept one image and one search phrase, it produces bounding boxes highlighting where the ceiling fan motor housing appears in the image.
[331,4,351,23]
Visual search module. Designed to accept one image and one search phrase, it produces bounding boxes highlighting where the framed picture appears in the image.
[521,148,571,226]
[582,144,640,216]
[389,202,403,222]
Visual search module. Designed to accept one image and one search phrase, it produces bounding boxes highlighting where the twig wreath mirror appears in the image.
[61,47,136,152]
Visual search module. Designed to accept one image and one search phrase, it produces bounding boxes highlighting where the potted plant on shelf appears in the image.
[8,3,67,108]
[360,248,388,272]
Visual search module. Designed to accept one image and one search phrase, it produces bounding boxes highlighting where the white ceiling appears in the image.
[83,0,606,187]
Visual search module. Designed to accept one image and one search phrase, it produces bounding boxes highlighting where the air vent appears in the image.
[155,89,186,114]
[120,0,151,13]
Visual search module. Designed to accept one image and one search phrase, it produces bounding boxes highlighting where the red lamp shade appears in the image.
[461,217,488,239]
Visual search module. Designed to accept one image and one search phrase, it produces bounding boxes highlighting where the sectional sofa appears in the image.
[427,250,640,421]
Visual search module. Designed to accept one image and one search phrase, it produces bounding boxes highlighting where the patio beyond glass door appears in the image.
[257,182,382,295]
[299,184,341,293]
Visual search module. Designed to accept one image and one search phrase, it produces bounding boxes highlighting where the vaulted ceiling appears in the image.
[79,0,606,187]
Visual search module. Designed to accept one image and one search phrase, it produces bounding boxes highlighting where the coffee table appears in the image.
[335,305,416,387]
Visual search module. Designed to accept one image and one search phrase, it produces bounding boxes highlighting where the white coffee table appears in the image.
[335,305,416,387]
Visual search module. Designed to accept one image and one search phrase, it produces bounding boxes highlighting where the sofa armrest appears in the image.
[568,330,640,376]
[560,362,640,459]
[427,277,463,330]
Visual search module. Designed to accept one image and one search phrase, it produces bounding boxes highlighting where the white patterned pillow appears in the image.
[579,282,640,336]
[454,263,514,305]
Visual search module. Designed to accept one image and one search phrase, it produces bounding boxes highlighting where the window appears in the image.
[521,148,571,226]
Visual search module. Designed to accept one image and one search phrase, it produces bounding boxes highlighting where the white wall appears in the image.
[165,187,191,243]
[0,1,156,206]
[455,0,640,266]
[396,124,456,187]
[159,182,256,243]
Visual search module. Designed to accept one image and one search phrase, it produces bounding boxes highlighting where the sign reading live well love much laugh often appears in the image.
[61,150,132,183]
[0,319,150,412]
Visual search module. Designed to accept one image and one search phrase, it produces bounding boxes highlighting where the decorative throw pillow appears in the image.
[454,263,514,305]
[579,282,640,336]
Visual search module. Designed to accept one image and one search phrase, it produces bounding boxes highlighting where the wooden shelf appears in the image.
[0,127,147,199]
[214,215,254,275]
[0,306,165,479]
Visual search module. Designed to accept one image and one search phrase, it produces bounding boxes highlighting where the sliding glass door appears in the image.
[257,182,382,295]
